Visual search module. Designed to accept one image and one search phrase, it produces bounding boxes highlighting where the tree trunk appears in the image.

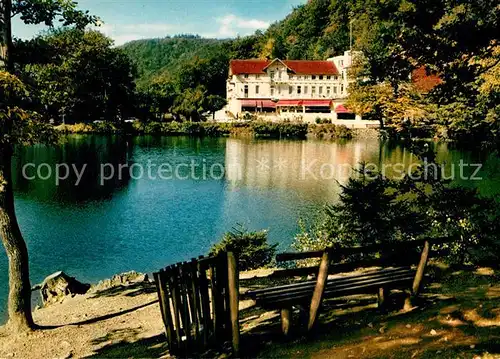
[0,0,13,71]
[0,146,35,332]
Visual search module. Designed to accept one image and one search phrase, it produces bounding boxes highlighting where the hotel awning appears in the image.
[302,100,332,107]
[277,99,303,106]
[241,99,276,108]
[335,104,353,113]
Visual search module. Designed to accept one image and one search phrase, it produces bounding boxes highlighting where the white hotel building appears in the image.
[225,51,365,124]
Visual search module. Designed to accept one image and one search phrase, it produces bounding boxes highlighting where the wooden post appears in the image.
[208,265,219,344]
[198,261,212,347]
[412,240,430,296]
[178,265,192,351]
[308,248,331,331]
[154,271,175,349]
[281,307,292,336]
[405,240,430,310]
[227,251,240,355]
[167,266,183,353]
[189,259,201,347]
[377,287,385,309]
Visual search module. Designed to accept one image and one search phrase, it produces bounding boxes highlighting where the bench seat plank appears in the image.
[248,267,412,297]
[247,267,416,309]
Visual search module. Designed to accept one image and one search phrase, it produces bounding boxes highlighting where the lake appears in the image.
[1,135,499,321]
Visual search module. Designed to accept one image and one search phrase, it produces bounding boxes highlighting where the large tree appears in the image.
[0,0,96,332]
[19,29,136,123]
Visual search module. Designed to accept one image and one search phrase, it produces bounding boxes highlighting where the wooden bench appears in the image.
[153,252,240,356]
[246,238,449,335]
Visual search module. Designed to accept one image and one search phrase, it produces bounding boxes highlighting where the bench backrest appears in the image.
[272,237,451,278]
[153,251,240,356]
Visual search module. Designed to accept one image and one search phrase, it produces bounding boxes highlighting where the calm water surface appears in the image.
[1,135,499,320]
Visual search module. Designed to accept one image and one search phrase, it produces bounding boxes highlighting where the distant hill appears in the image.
[120,1,351,88]
[120,35,229,88]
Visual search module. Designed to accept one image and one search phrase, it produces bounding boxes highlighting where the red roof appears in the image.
[412,66,442,93]
[283,60,338,75]
[230,60,269,75]
[230,59,339,75]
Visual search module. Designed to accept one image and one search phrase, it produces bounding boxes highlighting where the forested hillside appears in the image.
[120,35,229,88]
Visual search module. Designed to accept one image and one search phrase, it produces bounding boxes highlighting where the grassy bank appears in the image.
[55,121,356,140]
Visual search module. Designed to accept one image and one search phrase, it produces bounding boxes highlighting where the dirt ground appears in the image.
[0,265,498,358]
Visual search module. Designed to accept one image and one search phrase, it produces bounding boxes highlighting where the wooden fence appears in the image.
[153,251,239,356]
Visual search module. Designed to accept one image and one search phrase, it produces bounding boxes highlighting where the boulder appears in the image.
[39,271,90,305]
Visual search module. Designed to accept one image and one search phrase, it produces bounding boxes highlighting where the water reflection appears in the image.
[12,135,132,203]
[225,138,422,202]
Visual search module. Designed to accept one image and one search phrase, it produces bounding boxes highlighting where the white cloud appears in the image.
[214,14,270,38]
[92,23,177,45]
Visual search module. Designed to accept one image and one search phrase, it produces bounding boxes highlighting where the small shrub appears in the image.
[209,225,278,271]
[91,121,118,133]
[308,124,353,140]
[251,122,308,139]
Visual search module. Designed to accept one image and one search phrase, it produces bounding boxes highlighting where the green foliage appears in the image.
[209,225,277,271]
[17,29,136,124]
[120,36,230,88]
[0,71,56,146]
[12,0,98,29]
[315,117,332,124]
[293,154,500,266]
[308,124,353,140]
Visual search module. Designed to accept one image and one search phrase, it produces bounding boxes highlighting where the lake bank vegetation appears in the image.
[55,121,356,140]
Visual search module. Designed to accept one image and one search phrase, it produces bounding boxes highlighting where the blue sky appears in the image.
[12,0,306,45]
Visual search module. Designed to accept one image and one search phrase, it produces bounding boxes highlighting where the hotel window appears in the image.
[334,86,338,94]
[319,75,324,80]
[312,75,316,80]
[244,74,249,79]
[341,84,344,92]
[326,86,331,96]
[255,85,259,94]
[312,86,316,95]
[334,75,338,80]
[297,86,302,94]
[289,85,293,94]
[319,86,323,95]
[289,74,294,80]
[270,71,275,79]
[278,70,282,80]
[244,85,249,98]
[327,75,331,80]
[304,86,308,94]
[270,86,275,96]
